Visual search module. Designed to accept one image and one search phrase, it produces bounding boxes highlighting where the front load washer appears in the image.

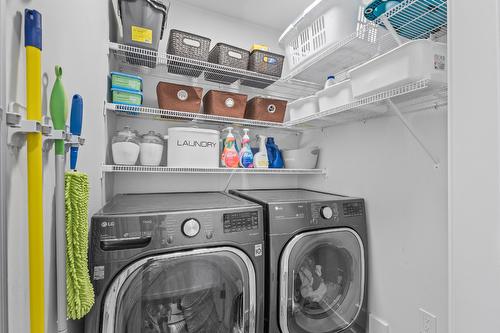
[231,189,368,333]
[85,192,265,333]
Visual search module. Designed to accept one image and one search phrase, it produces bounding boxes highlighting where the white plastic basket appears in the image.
[348,40,447,98]
[316,79,354,112]
[279,0,368,72]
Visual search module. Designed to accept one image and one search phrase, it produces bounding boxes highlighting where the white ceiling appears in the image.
[176,0,315,32]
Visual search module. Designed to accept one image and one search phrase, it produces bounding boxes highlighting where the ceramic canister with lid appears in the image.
[111,126,141,165]
[166,127,220,168]
[140,131,165,166]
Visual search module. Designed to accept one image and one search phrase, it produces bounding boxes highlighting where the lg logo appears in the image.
[101,221,115,228]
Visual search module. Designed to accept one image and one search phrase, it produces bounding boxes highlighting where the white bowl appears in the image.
[282,146,320,169]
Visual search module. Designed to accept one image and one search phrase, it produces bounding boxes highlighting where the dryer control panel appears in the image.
[223,211,259,233]
[267,199,365,235]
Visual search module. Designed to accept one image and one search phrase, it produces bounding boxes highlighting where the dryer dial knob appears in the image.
[320,206,334,220]
[182,219,200,237]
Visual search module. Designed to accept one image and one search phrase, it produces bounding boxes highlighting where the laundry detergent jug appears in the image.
[266,137,284,168]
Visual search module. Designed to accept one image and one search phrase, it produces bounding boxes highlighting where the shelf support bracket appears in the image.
[387,99,440,168]
[380,15,403,46]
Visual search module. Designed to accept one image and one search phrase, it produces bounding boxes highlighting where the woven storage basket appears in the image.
[241,50,284,88]
[248,50,284,76]
[167,29,211,77]
[205,43,250,84]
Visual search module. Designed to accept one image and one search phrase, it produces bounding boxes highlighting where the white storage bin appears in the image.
[166,127,220,168]
[279,0,364,72]
[348,40,447,98]
[286,95,319,122]
[316,79,354,112]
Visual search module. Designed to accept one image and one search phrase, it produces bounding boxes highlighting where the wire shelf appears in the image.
[284,0,447,84]
[108,79,446,130]
[109,42,321,101]
[373,0,447,41]
[106,102,296,130]
[289,79,447,128]
[102,165,326,175]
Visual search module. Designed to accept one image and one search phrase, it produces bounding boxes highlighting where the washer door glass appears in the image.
[102,247,256,333]
[280,229,365,333]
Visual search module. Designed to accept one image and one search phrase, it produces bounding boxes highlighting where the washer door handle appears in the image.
[100,236,152,251]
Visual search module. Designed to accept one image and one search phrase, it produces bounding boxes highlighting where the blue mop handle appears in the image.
[69,94,83,170]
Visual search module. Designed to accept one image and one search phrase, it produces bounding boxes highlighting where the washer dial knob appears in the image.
[182,218,200,237]
[320,206,334,219]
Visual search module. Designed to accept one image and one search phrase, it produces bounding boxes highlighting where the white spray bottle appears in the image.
[239,129,254,168]
[253,135,269,169]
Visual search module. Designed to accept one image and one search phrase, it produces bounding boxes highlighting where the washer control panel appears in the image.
[223,211,259,233]
[311,203,340,224]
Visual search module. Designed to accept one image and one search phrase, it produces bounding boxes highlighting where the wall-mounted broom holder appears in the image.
[6,102,43,152]
[6,102,85,153]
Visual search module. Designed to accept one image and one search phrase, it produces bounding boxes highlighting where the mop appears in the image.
[49,65,68,332]
[65,95,94,320]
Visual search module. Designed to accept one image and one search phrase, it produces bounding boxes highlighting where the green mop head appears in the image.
[65,171,94,320]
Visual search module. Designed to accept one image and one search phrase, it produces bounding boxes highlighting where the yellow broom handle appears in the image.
[25,9,44,333]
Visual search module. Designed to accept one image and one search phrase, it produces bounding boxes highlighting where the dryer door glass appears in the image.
[102,247,256,333]
[280,229,365,333]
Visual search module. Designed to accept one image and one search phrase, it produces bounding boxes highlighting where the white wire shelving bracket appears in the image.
[284,0,447,84]
[108,42,321,101]
[387,99,440,168]
[105,102,299,131]
[102,165,326,175]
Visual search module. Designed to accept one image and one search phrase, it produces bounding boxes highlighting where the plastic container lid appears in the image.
[111,87,144,96]
[112,126,140,145]
[111,71,144,82]
[141,131,164,145]
[168,127,220,135]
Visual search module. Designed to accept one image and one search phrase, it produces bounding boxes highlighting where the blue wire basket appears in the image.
[364,0,447,40]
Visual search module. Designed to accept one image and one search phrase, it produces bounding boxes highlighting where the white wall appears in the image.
[300,106,448,332]
[0,0,9,330]
[449,0,500,331]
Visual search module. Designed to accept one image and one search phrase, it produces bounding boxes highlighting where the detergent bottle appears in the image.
[254,135,269,169]
[266,137,284,168]
[325,75,336,89]
[239,129,254,168]
[222,127,239,168]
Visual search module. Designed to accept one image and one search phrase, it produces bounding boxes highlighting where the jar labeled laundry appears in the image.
[140,131,164,166]
[111,127,140,165]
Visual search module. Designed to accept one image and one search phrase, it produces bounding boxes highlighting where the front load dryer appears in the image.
[85,192,265,333]
[231,189,368,333]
